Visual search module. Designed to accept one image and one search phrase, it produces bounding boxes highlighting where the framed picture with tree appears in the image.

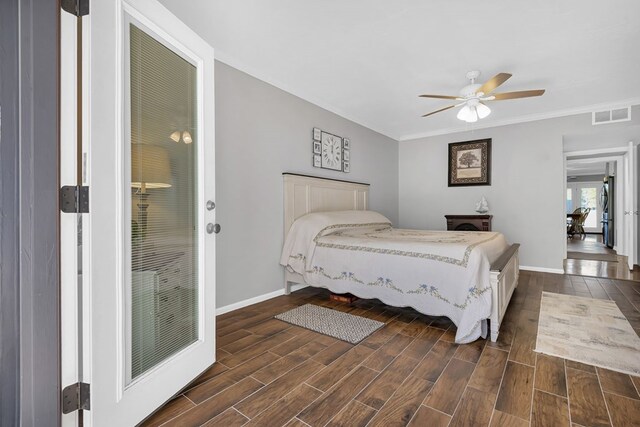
[448,138,491,186]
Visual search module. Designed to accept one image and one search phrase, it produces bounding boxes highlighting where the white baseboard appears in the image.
[216,284,308,315]
[520,265,565,274]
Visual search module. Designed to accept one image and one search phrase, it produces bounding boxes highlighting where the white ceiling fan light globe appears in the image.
[465,106,479,123]
[476,102,491,119]
[457,105,471,121]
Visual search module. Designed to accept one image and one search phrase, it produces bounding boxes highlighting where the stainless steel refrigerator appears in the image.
[601,176,615,248]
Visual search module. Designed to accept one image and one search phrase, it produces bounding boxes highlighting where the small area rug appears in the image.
[535,291,640,376]
[275,304,384,344]
[567,251,618,262]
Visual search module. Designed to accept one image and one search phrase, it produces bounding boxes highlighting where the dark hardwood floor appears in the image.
[142,271,640,427]
[565,235,640,281]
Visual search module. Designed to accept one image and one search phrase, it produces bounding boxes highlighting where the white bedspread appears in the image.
[280,211,510,343]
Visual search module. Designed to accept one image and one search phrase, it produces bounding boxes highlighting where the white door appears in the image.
[76,1,216,425]
[625,142,637,270]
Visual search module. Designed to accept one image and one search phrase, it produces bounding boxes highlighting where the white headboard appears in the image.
[283,173,369,239]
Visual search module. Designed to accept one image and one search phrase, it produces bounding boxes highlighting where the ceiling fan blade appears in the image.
[422,105,456,117]
[477,73,512,95]
[491,89,545,100]
[419,94,461,100]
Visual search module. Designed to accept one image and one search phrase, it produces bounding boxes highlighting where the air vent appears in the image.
[592,106,631,125]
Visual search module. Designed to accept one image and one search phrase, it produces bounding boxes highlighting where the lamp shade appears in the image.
[131,144,172,189]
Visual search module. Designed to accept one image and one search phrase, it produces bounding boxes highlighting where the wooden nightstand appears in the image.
[445,215,493,231]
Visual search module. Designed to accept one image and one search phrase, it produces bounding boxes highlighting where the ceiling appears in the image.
[566,161,607,177]
[159,0,640,141]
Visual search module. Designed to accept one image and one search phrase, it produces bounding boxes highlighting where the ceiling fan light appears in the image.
[457,105,471,121]
[476,102,491,119]
[465,107,478,123]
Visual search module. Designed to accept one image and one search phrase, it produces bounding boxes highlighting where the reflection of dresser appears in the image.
[131,252,192,377]
[445,215,492,231]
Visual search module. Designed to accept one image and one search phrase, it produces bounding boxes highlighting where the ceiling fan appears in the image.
[419,70,545,122]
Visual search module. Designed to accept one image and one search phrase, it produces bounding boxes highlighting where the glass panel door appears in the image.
[567,182,602,233]
[579,187,598,230]
[81,1,215,423]
[127,24,199,381]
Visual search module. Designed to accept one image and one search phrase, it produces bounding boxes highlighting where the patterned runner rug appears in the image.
[275,304,384,344]
[535,291,640,376]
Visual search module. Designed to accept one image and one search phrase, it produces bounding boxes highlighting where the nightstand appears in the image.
[445,215,493,231]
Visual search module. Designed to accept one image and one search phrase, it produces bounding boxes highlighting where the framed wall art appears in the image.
[311,127,350,173]
[448,138,491,186]
[320,131,343,171]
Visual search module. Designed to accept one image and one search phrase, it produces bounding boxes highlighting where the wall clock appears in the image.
[320,131,342,171]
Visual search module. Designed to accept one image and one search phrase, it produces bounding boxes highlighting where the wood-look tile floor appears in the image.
[565,235,640,281]
[141,272,640,427]
[567,234,616,255]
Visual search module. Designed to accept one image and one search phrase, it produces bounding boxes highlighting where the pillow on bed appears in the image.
[280,210,392,271]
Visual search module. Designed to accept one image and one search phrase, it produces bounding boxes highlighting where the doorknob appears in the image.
[206,200,216,211]
[206,223,221,234]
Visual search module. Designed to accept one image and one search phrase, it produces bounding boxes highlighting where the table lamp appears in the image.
[131,144,172,238]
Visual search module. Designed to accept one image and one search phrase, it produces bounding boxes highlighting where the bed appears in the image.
[280,173,519,343]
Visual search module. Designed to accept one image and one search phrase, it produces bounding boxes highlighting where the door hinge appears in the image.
[62,382,90,414]
[61,0,89,17]
[60,185,89,213]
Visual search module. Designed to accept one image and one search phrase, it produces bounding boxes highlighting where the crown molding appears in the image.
[212,50,640,144]
[213,50,401,141]
[399,98,640,141]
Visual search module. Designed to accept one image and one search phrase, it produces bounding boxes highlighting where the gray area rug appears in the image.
[275,304,385,344]
[535,291,640,376]
[567,251,618,262]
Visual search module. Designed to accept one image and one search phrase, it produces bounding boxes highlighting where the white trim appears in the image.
[60,11,80,427]
[400,99,640,141]
[566,147,630,158]
[520,265,565,274]
[216,284,308,316]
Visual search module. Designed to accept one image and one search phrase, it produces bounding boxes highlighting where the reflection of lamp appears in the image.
[131,144,172,236]
[169,130,192,144]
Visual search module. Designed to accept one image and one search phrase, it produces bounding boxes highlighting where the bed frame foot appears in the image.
[490,325,499,342]
[284,280,291,295]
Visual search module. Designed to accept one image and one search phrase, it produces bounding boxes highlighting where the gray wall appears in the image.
[399,108,640,271]
[0,0,61,425]
[215,61,399,308]
[0,0,21,423]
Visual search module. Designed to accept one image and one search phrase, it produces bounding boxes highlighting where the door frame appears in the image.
[564,147,637,268]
